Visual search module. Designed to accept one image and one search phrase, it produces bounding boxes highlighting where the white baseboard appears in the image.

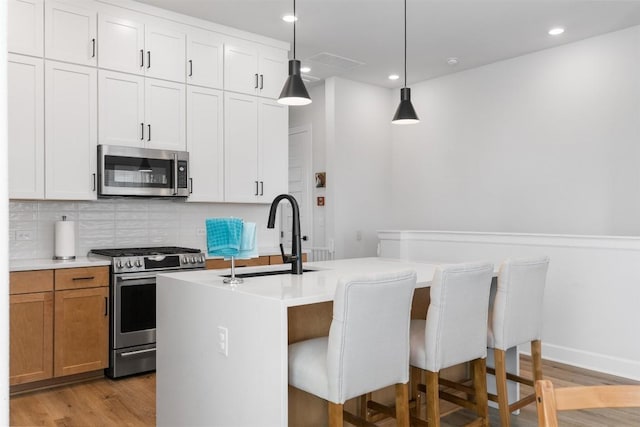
[520,343,640,382]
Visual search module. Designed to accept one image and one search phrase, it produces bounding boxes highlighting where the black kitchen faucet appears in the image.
[267,194,303,275]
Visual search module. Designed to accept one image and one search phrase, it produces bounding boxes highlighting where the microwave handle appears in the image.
[173,153,178,196]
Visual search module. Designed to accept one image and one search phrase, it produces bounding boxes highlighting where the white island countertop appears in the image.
[159,257,440,307]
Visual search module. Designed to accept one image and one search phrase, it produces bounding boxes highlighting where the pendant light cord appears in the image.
[293,0,297,59]
[404,0,407,89]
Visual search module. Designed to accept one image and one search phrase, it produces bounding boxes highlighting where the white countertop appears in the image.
[159,257,440,307]
[10,256,112,272]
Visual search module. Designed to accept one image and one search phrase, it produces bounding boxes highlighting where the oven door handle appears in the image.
[116,275,157,282]
[121,348,157,357]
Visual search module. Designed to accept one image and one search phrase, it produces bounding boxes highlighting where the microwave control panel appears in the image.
[178,161,188,188]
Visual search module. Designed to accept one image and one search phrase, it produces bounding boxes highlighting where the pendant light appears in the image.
[278,0,312,106]
[392,0,419,124]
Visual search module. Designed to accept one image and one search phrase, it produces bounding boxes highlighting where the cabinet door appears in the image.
[258,47,288,100]
[8,0,44,57]
[144,78,186,151]
[145,25,186,83]
[224,41,259,96]
[258,99,288,201]
[98,14,145,75]
[187,86,224,202]
[187,29,224,89]
[54,287,109,377]
[45,0,97,66]
[45,61,97,200]
[8,54,44,199]
[98,70,145,147]
[224,92,258,203]
[10,292,54,385]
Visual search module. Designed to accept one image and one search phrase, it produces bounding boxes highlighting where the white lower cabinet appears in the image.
[8,54,45,200]
[224,92,288,203]
[98,70,186,151]
[187,86,224,202]
[45,61,97,200]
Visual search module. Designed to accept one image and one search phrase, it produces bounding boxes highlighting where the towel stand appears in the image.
[223,257,243,285]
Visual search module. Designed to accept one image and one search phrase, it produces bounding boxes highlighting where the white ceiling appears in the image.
[135,0,640,88]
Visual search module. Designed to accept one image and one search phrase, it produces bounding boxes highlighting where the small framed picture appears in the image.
[315,172,326,188]
[317,196,325,206]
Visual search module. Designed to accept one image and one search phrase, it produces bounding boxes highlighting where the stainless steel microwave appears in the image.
[98,145,189,198]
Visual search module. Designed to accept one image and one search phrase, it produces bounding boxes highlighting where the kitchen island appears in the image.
[156,257,514,426]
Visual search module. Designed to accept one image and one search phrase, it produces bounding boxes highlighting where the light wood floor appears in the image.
[9,357,640,426]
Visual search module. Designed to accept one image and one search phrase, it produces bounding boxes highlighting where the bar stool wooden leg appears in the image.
[359,392,371,420]
[532,340,543,382]
[425,370,441,427]
[472,358,489,426]
[328,402,343,427]
[412,366,424,417]
[395,383,410,427]
[494,348,511,427]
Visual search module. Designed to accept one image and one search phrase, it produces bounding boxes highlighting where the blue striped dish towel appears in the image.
[237,222,258,260]
[205,217,243,257]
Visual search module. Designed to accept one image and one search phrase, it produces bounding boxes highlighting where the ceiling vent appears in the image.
[305,52,365,71]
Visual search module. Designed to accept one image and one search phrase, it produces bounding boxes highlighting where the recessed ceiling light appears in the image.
[548,27,565,36]
[388,74,400,80]
[447,57,459,66]
[300,66,311,73]
[282,14,297,23]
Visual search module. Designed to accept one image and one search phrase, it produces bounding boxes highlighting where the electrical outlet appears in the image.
[356,230,362,241]
[196,228,205,236]
[16,231,34,241]
[217,326,228,357]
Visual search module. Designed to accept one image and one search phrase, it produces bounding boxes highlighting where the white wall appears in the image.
[325,77,394,259]
[1,0,9,422]
[9,200,278,260]
[390,26,640,236]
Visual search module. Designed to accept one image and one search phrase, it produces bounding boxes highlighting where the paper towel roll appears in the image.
[54,217,76,260]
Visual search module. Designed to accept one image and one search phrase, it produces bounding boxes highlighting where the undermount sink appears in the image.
[223,269,318,278]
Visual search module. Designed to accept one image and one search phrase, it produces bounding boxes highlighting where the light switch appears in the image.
[217,326,228,357]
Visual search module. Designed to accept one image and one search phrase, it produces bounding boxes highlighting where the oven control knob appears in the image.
[125,260,133,268]
[199,255,205,263]
[182,256,188,264]
[116,260,123,269]
[135,259,142,268]
[190,256,196,264]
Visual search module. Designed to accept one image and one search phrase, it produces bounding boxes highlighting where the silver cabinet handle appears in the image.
[121,348,156,357]
[173,153,178,196]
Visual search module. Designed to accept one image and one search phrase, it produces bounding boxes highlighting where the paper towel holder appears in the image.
[53,215,76,261]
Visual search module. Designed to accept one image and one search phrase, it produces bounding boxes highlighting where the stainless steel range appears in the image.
[90,246,206,378]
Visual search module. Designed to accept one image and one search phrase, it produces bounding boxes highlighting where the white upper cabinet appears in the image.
[187,86,224,202]
[186,29,224,89]
[98,71,185,151]
[144,78,186,151]
[98,13,186,83]
[8,0,44,57]
[224,93,288,203]
[45,61,97,200]
[98,14,145,75]
[8,54,44,199]
[45,0,97,66]
[98,70,145,147]
[258,99,288,201]
[224,41,288,99]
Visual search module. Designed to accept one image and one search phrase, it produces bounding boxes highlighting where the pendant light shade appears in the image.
[279,59,311,105]
[278,0,312,106]
[392,0,419,124]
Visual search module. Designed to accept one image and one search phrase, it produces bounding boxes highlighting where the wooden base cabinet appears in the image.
[54,287,109,377]
[10,291,54,386]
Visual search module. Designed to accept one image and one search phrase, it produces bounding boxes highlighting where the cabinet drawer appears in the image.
[55,267,109,290]
[205,256,270,270]
[10,270,54,295]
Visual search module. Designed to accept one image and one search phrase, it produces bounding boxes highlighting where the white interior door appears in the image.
[281,125,313,250]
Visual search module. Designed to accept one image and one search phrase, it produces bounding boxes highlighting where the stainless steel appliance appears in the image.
[98,145,190,198]
[90,246,206,378]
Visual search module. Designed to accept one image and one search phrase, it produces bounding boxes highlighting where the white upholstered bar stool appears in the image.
[487,256,550,427]
[410,262,494,427]
[288,270,417,427]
